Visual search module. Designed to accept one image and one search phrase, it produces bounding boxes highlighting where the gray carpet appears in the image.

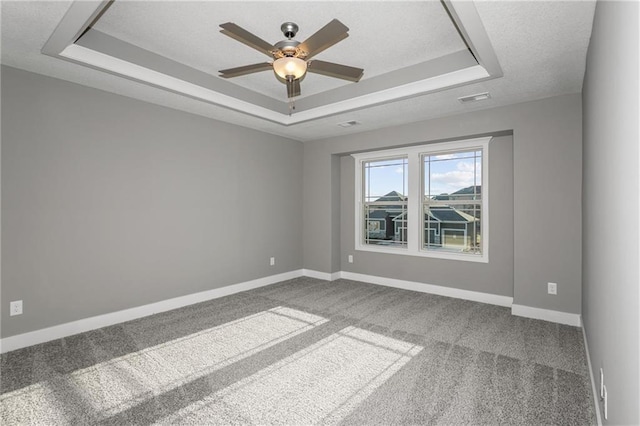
[1,277,596,425]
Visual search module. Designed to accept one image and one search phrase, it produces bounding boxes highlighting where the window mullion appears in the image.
[355,159,363,249]
[406,150,421,253]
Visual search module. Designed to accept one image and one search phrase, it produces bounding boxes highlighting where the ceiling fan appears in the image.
[218,19,364,103]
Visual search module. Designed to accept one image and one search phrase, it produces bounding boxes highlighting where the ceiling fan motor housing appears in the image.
[273,39,302,58]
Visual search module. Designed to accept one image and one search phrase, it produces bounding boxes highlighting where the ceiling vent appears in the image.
[458,92,491,103]
[338,120,360,128]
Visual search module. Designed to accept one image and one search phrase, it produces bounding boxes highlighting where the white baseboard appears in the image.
[0,269,304,354]
[301,269,341,281]
[511,304,581,326]
[338,271,513,307]
[582,320,603,426]
[301,269,334,281]
[330,271,342,281]
[1,268,583,354]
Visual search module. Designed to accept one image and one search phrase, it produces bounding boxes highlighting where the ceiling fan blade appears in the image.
[286,78,301,98]
[307,60,364,82]
[220,22,276,57]
[298,19,349,60]
[219,62,272,78]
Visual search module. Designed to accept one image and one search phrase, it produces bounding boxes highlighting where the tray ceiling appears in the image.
[93,1,468,101]
[0,1,596,142]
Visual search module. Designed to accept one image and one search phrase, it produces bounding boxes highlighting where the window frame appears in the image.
[360,154,408,249]
[353,137,491,263]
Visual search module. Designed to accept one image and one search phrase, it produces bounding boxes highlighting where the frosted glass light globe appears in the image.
[273,57,307,79]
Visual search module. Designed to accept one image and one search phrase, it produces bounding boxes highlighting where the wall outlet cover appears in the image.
[548,282,557,295]
[10,300,23,316]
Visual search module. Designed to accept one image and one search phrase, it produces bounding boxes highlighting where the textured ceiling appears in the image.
[0,1,596,142]
[93,1,466,100]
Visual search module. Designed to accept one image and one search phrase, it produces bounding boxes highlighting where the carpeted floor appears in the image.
[1,277,596,425]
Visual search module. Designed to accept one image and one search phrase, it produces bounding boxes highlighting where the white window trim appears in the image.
[353,137,491,263]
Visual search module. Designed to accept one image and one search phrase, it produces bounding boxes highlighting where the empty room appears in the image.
[1,0,638,425]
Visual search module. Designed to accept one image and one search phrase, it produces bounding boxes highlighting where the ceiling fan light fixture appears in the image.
[273,57,307,80]
[219,20,362,105]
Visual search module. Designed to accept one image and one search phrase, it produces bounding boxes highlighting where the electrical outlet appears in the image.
[270,257,275,266]
[348,255,353,263]
[548,282,557,295]
[10,300,23,316]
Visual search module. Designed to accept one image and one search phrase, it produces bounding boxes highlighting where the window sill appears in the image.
[355,244,489,263]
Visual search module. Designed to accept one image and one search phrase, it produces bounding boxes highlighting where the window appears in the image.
[423,150,483,255]
[362,157,407,247]
[353,137,490,262]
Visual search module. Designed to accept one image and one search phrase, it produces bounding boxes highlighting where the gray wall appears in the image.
[304,93,583,314]
[1,66,303,338]
[340,135,513,297]
[582,1,639,424]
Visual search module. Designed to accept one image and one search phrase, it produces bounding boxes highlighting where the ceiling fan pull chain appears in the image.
[289,97,295,116]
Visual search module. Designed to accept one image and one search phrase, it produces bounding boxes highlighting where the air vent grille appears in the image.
[458,92,491,103]
[338,120,360,128]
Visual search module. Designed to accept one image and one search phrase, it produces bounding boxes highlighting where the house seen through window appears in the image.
[354,138,490,262]
[363,157,408,247]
